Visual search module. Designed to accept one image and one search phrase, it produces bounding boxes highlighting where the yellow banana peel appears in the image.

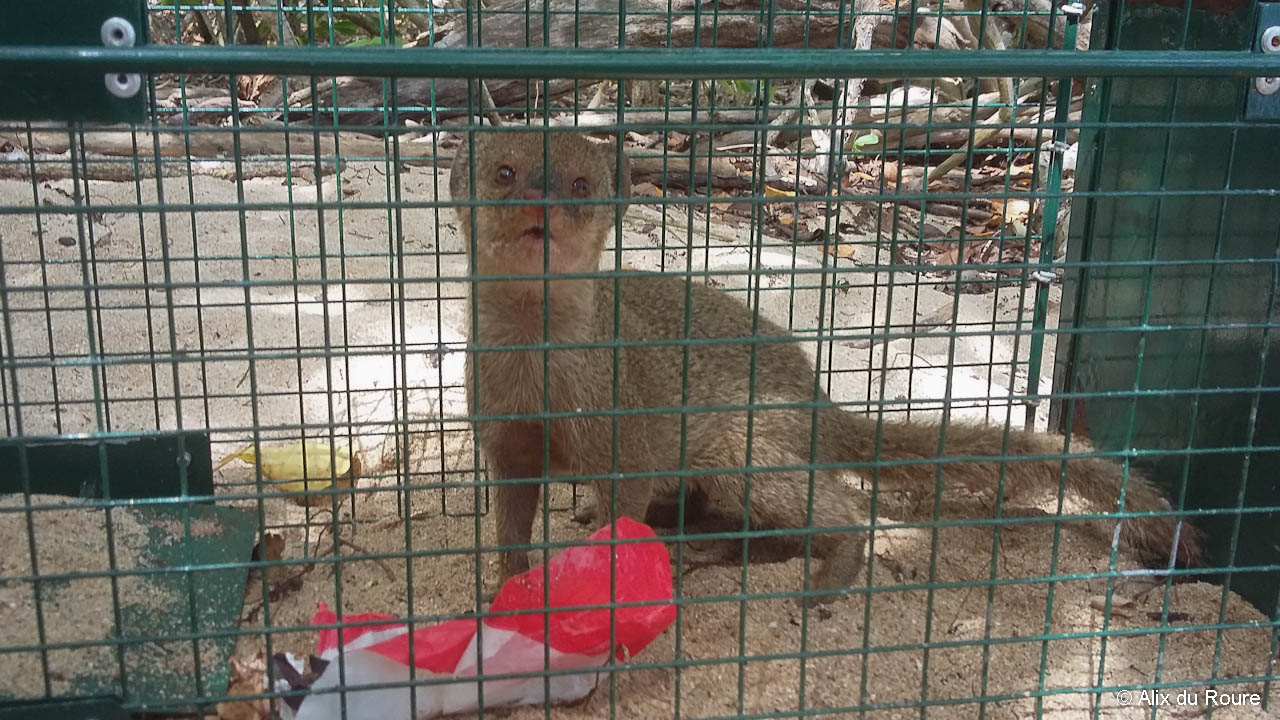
[216,439,361,505]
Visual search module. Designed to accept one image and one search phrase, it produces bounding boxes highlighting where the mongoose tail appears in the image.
[823,408,1205,570]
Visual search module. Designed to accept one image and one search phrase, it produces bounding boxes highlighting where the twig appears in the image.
[586,81,611,110]
[627,203,745,245]
[394,0,434,33]
[923,0,1016,186]
[237,10,264,45]
[333,536,398,581]
[288,80,337,108]
[478,81,504,127]
[336,3,383,38]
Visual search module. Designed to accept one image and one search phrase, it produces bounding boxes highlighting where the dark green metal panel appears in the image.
[0,0,148,123]
[0,697,128,720]
[0,433,214,500]
[1054,0,1280,616]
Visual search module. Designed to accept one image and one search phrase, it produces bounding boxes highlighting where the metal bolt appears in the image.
[100,17,136,48]
[1262,26,1280,54]
[1031,269,1056,285]
[105,72,142,99]
[1256,76,1280,96]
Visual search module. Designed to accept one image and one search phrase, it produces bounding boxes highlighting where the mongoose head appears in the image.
[449,129,631,276]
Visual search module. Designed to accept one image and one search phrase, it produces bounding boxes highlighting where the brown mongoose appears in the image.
[449,129,1204,605]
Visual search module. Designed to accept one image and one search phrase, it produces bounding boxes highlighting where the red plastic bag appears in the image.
[279,517,675,720]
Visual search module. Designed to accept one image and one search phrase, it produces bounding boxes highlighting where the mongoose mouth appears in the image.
[518,227,549,246]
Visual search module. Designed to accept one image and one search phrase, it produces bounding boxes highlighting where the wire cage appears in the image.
[0,0,1278,718]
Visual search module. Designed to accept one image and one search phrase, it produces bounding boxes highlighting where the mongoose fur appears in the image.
[449,129,1204,605]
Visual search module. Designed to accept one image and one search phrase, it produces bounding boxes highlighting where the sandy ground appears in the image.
[2,154,1276,718]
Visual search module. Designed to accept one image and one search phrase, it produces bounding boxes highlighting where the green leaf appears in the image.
[330,19,360,36]
[347,36,398,47]
[852,131,880,149]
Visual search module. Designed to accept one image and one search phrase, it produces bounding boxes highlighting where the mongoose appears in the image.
[449,129,1204,605]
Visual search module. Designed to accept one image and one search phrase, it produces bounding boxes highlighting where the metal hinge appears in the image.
[1246,2,1280,120]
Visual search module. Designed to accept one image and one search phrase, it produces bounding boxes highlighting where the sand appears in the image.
[229,478,1280,720]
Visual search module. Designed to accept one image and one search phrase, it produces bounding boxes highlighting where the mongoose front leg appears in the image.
[590,475,654,529]
[479,421,549,596]
[495,480,540,581]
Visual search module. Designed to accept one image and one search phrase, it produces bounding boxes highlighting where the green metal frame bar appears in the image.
[0,46,1278,78]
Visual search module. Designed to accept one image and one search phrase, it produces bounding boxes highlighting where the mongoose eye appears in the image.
[571,177,589,197]
[496,165,516,185]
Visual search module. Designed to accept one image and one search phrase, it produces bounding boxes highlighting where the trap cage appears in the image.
[0,0,1278,717]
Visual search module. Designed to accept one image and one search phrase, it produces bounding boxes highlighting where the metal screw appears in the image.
[1256,76,1280,96]
[100,17,136,48]
[105,72,142,99]
[1262,26,1280,55]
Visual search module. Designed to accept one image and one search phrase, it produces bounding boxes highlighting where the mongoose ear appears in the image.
[613,140,632,218]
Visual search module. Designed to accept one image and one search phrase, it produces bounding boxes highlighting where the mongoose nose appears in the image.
[519,187,557,224]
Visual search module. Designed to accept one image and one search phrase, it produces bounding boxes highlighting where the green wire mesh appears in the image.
[0,0,1278,718]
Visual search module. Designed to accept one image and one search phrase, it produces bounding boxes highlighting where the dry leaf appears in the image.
[216,440,360,504]
[764,185,795,198]
[252,532,286,563]
[217,653,271,720]
[236,74,271,102]
[1002,198,1031,222]
[827,241,856,260]
[1089,593,1135,618]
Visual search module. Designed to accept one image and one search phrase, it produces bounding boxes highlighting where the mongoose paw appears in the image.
[670,539,737,574]
[799,587,846,610]
[571,501,598,526]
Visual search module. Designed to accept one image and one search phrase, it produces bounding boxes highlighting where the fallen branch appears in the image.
[3,125,743,190]
[4,124,436,164]
[564,108,787,129]
[895,198,994,224]
[0,155,328,183]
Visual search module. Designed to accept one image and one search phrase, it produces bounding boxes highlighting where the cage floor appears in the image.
[0,496,258,710]
[218,478,1278,720]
